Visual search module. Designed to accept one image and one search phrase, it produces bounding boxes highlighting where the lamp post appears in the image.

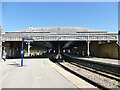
[26,42,31,58]
[87,35,90,59]
[21,38,24,66]
[21,37,33,67]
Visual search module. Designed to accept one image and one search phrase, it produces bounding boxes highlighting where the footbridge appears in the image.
[2,27,118,41]
[2,27,119,59]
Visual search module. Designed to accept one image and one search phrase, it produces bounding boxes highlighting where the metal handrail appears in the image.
[2,34,118,41]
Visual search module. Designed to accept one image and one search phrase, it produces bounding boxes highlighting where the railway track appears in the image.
[56,61,119,90]
[72,59,120,77]
[70,62,120,81]
[63,54,120,76]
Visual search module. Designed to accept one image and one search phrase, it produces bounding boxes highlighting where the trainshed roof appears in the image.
[14,27,109,34]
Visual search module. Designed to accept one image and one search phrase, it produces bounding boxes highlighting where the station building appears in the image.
[2,26,119,59]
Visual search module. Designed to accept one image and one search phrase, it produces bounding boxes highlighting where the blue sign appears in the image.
[21,50,24,54]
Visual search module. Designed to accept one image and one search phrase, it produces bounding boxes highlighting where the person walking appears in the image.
[3,51,7,62]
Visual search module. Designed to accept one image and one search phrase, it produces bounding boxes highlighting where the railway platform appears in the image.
[64,54,119,66]
[0,58,96,89]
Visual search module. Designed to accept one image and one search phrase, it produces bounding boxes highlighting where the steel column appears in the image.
[28,42,30,58]
[87,41,90,59]
[21,38,23,66]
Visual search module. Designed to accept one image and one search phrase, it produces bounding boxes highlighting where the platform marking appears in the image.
[35,77,41,79]
[35,69,39,71]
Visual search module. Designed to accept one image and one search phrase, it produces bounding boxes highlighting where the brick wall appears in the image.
[90,41,118,59]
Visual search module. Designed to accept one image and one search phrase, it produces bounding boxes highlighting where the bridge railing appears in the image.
[33,35,118,41]
[2,34,118,41]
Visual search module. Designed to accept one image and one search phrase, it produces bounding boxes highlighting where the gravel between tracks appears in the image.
[61,62,119,88]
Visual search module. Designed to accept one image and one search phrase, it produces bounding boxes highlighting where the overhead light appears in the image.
[98,41,101,44]
[107,40,110,43]
[74,47,77,49]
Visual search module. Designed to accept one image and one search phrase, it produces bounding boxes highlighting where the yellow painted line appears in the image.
[35,69,39,71]
[46,59,96,88]
[35,77,41,79]
[35,66,39,67]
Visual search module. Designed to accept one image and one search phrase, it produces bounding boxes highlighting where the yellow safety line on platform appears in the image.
[44,59,96,88]
[35,77,41,79]
[35,69,39,71]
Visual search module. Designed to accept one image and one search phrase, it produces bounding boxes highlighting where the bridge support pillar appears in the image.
[28,42,31,58]
[87,41,90,59]
[119,46,120,60]
[118,40,120,60]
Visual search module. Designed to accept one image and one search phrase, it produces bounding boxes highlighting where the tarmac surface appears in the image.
[0,58,96,89]
[0,58,77,88]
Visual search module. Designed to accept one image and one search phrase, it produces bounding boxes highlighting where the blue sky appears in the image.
[2,2,118,33]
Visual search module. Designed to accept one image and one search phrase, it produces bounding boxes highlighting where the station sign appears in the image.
[24,39,34,42]
[21,50,24,54]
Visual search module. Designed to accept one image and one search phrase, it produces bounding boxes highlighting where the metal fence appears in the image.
[2,33,118,41]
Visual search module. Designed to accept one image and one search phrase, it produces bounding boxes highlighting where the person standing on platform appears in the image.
[3,51,7,62]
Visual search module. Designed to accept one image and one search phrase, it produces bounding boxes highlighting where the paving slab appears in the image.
[1,59,77,88]
[45,59,96,88]
[0,58,97,89]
